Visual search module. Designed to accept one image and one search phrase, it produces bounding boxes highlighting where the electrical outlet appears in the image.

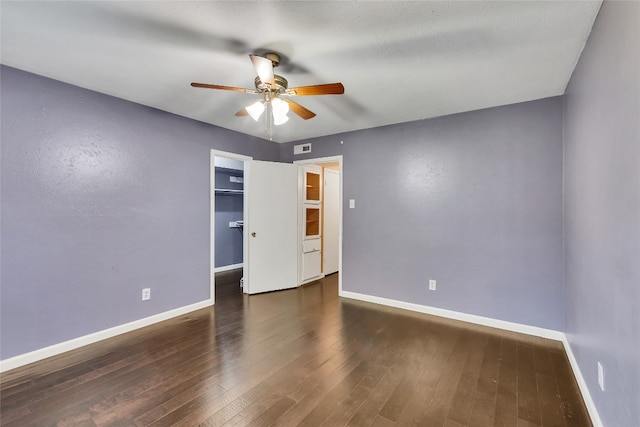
[142,288,151,301]
[429,279,437,291]
[598,362,605,391]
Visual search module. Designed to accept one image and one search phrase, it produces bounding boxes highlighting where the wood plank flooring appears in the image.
[1,270,592,426]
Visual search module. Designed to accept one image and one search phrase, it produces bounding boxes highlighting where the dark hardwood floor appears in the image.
[1,270,591,426]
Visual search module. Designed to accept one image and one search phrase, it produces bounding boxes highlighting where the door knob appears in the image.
[251,232,256,237]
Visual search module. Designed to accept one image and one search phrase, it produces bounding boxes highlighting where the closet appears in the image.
[214,157,244,272]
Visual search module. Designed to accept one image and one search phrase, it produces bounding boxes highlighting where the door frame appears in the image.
[294,155,344,294]
[210,150,252,305]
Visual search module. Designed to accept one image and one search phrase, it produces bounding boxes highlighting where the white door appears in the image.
[246,160,298,294]
[323,169,340,274]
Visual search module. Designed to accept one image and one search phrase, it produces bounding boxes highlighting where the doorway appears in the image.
[295,156,343,294]
[210,152,343,303]
[210,150,251,304]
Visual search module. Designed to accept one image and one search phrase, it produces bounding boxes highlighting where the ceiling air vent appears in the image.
[294,143,311,155]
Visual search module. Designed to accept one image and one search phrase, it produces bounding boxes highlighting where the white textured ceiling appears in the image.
[1,1,601,143]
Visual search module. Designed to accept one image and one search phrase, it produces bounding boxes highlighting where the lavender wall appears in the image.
[563,1,640,425]
[0,66,278,360]
[282,97,564,330]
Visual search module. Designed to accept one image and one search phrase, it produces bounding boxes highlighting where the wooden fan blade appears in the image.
[249,54,275,86]
[287,82,344,96]
[191,83,256,93]
[284,99,316,120]
[235,108,249,117]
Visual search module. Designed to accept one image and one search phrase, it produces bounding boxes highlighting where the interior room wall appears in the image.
[0,65,279,360]
[281,97,564,331]
[562,1,640,425]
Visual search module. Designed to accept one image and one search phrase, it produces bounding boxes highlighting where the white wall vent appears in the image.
[294,143,311,155]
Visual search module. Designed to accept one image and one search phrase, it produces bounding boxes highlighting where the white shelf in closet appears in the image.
[214,189,244,195]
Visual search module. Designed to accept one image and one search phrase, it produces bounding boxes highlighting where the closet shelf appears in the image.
[215,189,243,195]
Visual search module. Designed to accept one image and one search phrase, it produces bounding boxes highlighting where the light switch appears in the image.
[349,199,355,209]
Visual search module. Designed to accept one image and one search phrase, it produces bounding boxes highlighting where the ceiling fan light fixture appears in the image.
[271,97,289,125]
[246,100,265,121]
[273,113,289,126]
[191,53,344,128]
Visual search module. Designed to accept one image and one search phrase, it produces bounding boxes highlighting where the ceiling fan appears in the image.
[191,53,344,125]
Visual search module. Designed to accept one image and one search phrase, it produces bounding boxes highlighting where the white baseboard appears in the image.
[339,290,564,341]
[561,335,604,427]
[214,263,243,273]
[0,299,213,373]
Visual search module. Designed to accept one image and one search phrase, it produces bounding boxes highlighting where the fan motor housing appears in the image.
[255,75,288,94]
